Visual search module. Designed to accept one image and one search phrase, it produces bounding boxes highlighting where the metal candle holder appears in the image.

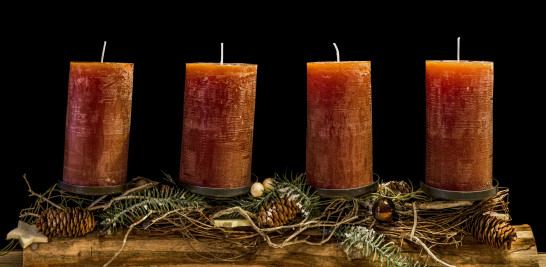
[179,182,251,198]
[314,173,380,198]
[420,178,499,201]
[57,180,128,196]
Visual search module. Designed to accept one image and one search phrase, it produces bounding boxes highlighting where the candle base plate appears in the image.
[180,182,251,198]
[420,178,499,201]
[57,180,128,196]
[313,174,379,198]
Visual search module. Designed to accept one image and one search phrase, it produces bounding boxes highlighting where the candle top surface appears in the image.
[71,61,134,65]
[426,60,493,71]
[426,60,493,65]
[187,62,257,66]
[186,63,257,74]
[308,61,370,64]
[307,61,370,71]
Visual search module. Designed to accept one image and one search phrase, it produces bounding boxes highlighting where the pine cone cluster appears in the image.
[35,207,96,237]
[381,181,412,194]
[257,198,301,228]
[467,213,517,249]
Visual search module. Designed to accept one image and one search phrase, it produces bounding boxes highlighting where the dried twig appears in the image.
[22,174,62,209]
[410,236,455,267]
[410,202,417,240]
[145,209,181,229]
[18,212,39,218]
[15,175,512,266]
[88,195,108,209]
[407,201,455,267]
[404,200,474,210]
[212,206,358,249]
[103,210,155,267]
[89,181,159,211]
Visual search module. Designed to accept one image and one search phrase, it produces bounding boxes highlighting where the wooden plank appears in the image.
[21,224,538,266]
[539,252,546,266]
[0,250,22,266]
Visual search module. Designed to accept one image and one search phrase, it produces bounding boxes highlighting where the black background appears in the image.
[3,9,545,254]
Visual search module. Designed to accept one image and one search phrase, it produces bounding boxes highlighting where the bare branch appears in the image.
[103,210,155,266]
[22,174,62,209]
[408,201,455,267]
[88,195,108,209]
[410,202,417,240]
[89,181,159,211]
[405,200,473,210]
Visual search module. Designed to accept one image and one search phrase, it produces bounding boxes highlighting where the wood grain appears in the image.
[21,225,538,266]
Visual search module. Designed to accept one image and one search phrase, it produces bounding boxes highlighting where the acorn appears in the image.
[372,197,395,222]
[251,181,265,197]
[262,177,275,193]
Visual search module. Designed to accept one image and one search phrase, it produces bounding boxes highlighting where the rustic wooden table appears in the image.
[2,224,544,266]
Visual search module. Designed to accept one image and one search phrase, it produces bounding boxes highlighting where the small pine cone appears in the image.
[256,198,302,228]
[35,207,96,237]
[382,181,412,194]
[467,213,517,249]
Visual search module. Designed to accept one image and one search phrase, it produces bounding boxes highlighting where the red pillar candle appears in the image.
[306,61,373,190]
[180,63,257,190]
[425,60,494,191]
[63,62,134,187]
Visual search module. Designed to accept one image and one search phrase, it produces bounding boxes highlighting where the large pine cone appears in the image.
[467,213,517,249]
[35,207,96,237]
[257,198,301,228]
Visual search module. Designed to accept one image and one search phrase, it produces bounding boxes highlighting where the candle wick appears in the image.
[333,43,340,63]
[101,41,107,63]
[220,43,224,65]
[457,37,460,62]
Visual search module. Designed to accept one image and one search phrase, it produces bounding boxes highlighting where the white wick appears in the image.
[220,43,224,65]
[457,37,460,62]
[333,43,340,62]
[101,41,107,63]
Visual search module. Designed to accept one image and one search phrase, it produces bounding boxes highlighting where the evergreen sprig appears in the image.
[338,225,425,267]
[275,172,320,218]
[235,172,320,219]
[100,184,206,232]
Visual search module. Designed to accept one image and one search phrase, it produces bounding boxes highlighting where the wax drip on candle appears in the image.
[333,43,340,62]
[220,43,224,65]
[457,37,460,62]
[101,41,107,63]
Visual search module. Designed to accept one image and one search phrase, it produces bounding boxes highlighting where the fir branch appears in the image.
[89,180,159,211]
[231,172,320,220]
[337,225,425,267]
[160,171,178,186]
[275,172,320,218]
[100,185,206,232]
[235,187,278,215]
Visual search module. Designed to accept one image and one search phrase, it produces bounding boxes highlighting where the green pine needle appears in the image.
[232,172,320,219]
[337,225,425,267]
[100,185,206,232]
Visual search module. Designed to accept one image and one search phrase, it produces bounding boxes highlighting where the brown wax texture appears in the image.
[63,62,134,187]
[307,61,373,189]
[425,60,494,191]
[180,63,257,189]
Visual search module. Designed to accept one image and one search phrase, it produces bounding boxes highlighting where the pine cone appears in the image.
[35,207,96,237]
[381,181,412,194]
[467,213,517,249]
[257,198,301,228]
